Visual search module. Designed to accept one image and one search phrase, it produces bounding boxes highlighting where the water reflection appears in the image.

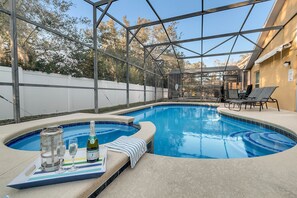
[126,105,296,159]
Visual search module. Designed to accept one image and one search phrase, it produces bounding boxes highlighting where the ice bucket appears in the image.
[40,126,63,172]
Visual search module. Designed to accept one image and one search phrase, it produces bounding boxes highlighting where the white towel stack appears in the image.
[105,136,147,168]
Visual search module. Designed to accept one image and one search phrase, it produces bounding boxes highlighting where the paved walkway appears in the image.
[99,105,297,198]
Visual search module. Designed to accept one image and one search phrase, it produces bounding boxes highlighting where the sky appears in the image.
[68,0,276,67]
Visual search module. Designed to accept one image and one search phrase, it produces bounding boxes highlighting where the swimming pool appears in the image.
[124,105,296,159]
[7,122,138,151]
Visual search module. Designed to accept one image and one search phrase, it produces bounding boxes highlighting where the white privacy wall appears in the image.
[0,66,168,120]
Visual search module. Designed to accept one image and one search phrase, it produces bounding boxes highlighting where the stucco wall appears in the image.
[251,0,297,111]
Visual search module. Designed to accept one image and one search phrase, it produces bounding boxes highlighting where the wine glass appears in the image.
[56,143,66,173]
[68,138,78,171]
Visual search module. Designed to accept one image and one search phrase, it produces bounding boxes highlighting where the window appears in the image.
[255,71,260,88]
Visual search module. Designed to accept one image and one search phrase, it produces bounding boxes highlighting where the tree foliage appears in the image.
[0,0,247,86]
[0,0,181,84]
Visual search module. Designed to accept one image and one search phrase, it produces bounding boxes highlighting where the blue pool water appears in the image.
[124,105,296,159]
[7,123,138,151]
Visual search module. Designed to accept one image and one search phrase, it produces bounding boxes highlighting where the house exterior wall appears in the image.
[251,0,297,111]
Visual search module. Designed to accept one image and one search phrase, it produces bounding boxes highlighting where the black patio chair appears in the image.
[216,85,225,103]
[229,87,279,111]
[242,84,253,99]
[228,88,263,111]
[256,86,280,111]
[224,89,239,107]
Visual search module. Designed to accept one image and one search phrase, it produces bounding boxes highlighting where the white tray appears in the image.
[8,146,107,189]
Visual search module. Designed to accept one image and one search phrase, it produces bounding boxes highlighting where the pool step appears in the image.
[226,140,263,158]
[229,131,249,138]
[242,132,288,153]
[230,130,295,154]
[259,132,295,147]
[252,132,294,151]
[228,131,271,157]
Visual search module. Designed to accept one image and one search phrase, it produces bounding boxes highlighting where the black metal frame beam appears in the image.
[200,0,204,81]
[180,68,240,75]
[126,29,130,107]
[128,26,142,44]
[0,7,162,76]
[96,0,113,28]
[93,4,99,113]
[240,34,263,49]
[144,26,282,48]
[0,82,148,92]
[96,5,127,27]
[173,44,201,56]
[96,6,165,77]
[10,0,20,123]
[145,0,182,73]
[0,7,10,15]
[144,46,156,59]
[1,9,93,49]
[154,45,171,60]
[171,45,182,73]
[127,0,273,30]
[97,0,166,106]
[203,36,236,55]
[246,0,290,69]
[178,50,256,59]
[94,0,118,7]
[224,4,255,71]
[83,0,94,6]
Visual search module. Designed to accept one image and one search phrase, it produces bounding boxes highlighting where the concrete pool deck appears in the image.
[1,102,297,197]
[0,114,155,197]
[99,103,297,198]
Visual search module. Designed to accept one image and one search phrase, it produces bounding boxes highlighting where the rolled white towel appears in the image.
[105,136,147,168]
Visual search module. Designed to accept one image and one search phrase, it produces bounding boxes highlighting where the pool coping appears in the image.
[0,114,156,198]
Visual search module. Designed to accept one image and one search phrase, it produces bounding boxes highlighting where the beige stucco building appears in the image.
[250,0,297,111]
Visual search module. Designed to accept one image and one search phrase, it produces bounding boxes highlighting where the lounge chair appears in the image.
[241,84,253,99]
[216,85,225,103]
[257,86,280,111]
[214,89,220,102]
[228,88,263,110]
[172,91,179,99]
[229,87,279,111]
[224,89,239,107]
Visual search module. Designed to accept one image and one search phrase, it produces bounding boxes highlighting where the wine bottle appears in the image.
[87,121,99,163]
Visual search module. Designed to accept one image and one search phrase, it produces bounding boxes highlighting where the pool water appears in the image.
[124,105,296,159]
[8,123,138,151]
